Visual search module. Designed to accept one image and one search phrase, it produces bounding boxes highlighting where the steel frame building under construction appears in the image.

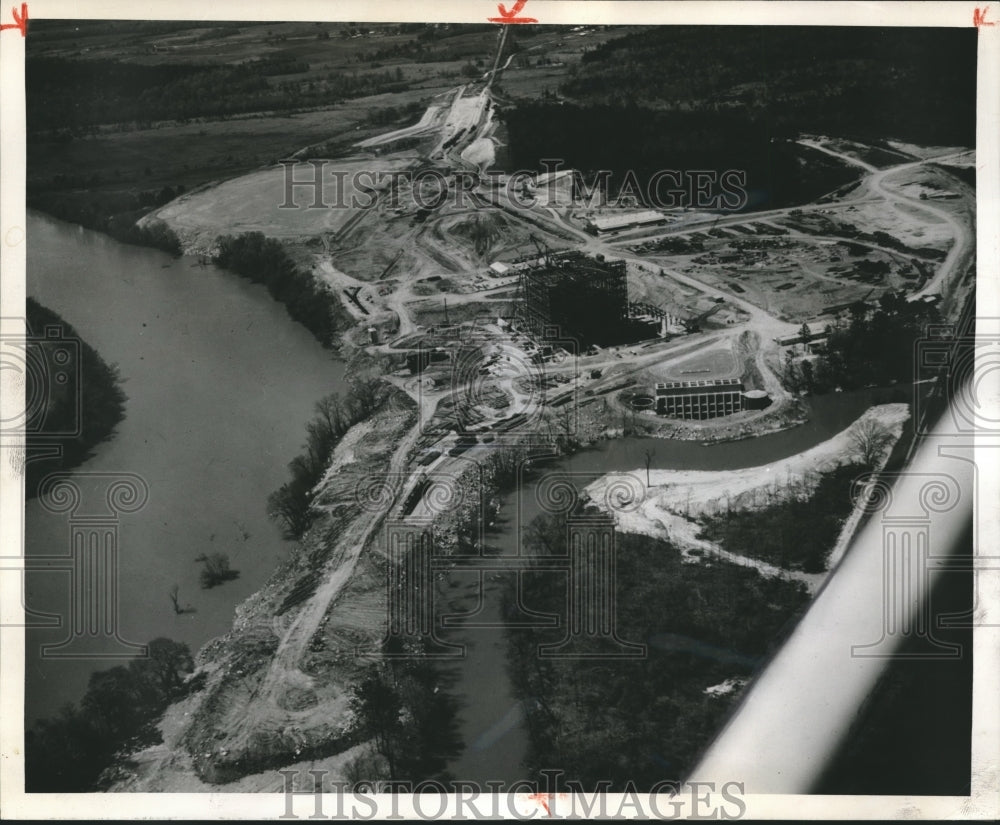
[519,253,630,346]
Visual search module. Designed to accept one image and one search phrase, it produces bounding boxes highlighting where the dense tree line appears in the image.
[26,638,196,791]
[785,290,940,394]
[364,99,427,128]
[500,103,857,211]
[500,27,974,210]
[346,645,462,784]
[28,188,183,255]
[565,27,975,148]
[699,463,865,573]
[506,520,810,790]
[24,299,128,499]
[27,56,413,133]
[214,232,348,347]
[27,58,204,132]
[361,41,492,66]
[267,380,388,539]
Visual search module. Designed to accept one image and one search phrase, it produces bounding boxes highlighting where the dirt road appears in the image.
[798,140,974,300]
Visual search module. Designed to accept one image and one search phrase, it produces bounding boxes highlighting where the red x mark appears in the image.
[0,2,27,36]
[488,0,538,24]
[974,5,996,26]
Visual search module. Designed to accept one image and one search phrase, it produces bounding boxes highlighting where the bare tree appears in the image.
[168,584,195,615]
[314,392,346,438]
[560,405,573,438]
[486,446,525,486]
[849,419,895,468]
[644,448,655,488]
[168,584,182,615]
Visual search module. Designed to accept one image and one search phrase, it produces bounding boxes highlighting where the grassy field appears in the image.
[26,21,618,192]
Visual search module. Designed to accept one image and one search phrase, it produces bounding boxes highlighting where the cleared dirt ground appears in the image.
[149,154,422,253]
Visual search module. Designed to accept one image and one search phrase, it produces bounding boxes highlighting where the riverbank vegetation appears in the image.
[267,378,391,539]
[24,298,128,499]
[214,232,351,348]
[783,290,940,394]
[28,188,183,255]
[195,552,240,588]
[26,638,196,791]
[178,381,418,784]
[699,463,864,573]
[345,646,462,784]
[506,520,809,790]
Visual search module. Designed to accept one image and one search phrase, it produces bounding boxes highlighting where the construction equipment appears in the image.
[528,232,552,265]
[682,303,723,332]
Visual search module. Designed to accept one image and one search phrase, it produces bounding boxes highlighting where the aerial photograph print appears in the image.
[6,5,990,818]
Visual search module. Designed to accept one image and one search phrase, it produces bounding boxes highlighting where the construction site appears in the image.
[101,19,979,796]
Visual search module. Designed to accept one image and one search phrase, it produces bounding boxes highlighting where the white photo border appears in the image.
[1,1,996,819]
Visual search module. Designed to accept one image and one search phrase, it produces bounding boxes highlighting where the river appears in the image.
[439,384,906,787]
[24,212,347,725]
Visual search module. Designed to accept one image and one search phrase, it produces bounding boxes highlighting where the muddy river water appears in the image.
[24,213,346,724]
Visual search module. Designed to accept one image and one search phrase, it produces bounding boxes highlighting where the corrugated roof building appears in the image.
[586,210,669,234]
